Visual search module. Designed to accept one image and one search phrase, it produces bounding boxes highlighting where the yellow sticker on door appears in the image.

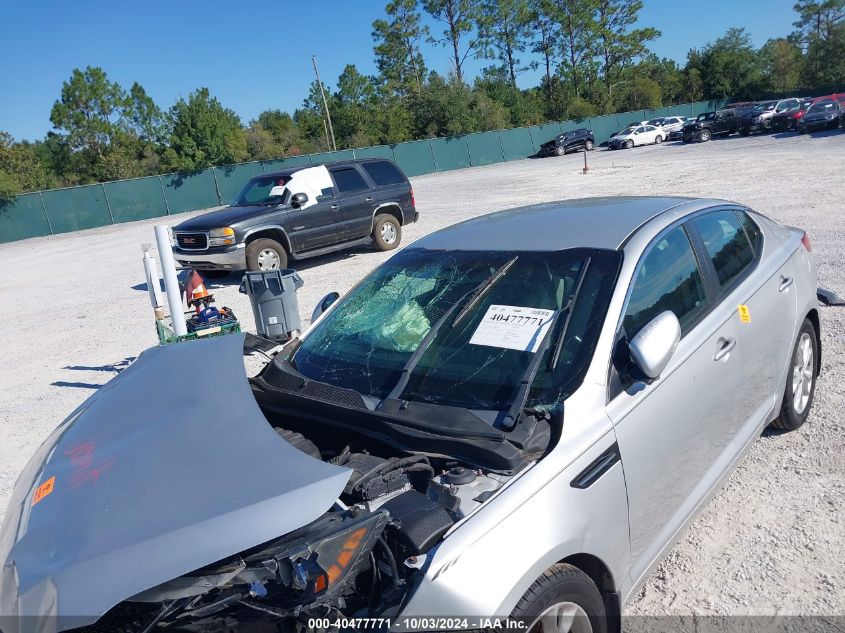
[738,305,751,323]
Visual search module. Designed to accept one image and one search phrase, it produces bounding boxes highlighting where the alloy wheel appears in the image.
[527,602,592,633]
[792,332,814,414]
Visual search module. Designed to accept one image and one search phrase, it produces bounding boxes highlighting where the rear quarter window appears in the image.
[331,167,370,193]
[362,161,406,186]
[690,210,757,289]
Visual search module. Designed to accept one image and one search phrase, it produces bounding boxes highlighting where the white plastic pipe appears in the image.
[154,225,188,336]
[141,244,163,309]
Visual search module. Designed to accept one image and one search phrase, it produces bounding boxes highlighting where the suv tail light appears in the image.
[410,189,416,208]
[801,231,812,252]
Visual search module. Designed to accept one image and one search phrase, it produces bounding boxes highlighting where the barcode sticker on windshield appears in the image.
[469,305,557,353]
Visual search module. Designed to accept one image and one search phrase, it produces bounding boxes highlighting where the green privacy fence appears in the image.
[1,99,726,244]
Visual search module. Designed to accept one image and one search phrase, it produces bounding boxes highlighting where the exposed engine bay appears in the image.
[77,418,517,633]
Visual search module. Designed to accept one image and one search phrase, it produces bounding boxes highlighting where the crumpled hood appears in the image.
[0,334,350,633]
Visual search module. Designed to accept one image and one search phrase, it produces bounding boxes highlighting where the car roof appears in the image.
[412,196,723,252]
[261,157,394,181]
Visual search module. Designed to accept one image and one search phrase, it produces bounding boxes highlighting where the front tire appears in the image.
[555,146,565,156]
[510,564,607,633]
[246,238,288,272]
[372,213,401,251]
[771,318,818,431]
[699,129,712,142]
[624,140,634,149]
[584,140,594,151]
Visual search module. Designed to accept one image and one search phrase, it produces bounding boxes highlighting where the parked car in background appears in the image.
[171,159,417,275]
[682,109,738,142]
[611,121,649,138]
[738,98,803,135]
[538,128,596,156]
[658,116,688,139]
[770,98,815,132]
[608,124,664,149]
[1,197,821,633]
[647,117,666,127]
[798,99,842,132]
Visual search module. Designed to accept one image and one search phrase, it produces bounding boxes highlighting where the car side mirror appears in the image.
[628,311,681,381]
[311,291,340,323]
[291,192,308,209]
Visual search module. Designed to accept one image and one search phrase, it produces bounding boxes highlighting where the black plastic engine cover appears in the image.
[381,490,454,554]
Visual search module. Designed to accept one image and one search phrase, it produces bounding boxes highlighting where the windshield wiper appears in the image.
[451,256,518,329]
[384,256,518,402]
[501,257,591,430]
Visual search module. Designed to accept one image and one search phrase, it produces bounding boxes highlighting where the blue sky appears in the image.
[0,0,798,141]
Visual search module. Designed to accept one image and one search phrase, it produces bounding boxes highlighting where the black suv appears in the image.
[172,158,417,274]
[538,128,595,156]
[681,109,738,142]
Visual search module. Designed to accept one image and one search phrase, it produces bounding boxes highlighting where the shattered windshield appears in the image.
[236,175,290,206]
[292,248,620,410]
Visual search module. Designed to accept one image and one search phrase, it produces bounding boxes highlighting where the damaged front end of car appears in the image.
[0,335,494,633]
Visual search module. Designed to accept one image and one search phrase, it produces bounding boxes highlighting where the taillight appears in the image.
[410,189,416,208]
[801,231,812,252]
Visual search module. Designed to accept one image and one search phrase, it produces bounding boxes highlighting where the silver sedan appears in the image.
[0,197,820,633]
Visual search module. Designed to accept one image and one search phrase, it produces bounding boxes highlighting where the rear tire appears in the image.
[372,213,401,251]
[246,238,288,272]
[584,140,594,151]
[509,564,607,633]
[770,318,818,431]
[654,135,663,144]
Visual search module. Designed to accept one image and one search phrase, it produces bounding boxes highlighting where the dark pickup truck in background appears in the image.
[682,109,739,142]
[171,158,417,275]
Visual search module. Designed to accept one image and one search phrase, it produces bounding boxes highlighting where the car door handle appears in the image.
[714,337,737,361]
[330,204,340,210]
[778,276,794,292]
[365,196,373,202]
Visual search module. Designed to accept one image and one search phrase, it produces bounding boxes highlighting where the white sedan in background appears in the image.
[608,124,664,149]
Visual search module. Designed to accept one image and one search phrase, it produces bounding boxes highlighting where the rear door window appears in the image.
[690,210,757,289]
[362,161,406,187]
[623,226,707,337]
[331,167,369,193]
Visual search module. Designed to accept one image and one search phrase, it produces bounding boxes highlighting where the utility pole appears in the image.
[312,55,337,152]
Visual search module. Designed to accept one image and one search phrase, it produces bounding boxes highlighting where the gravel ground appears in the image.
[1,130,843,617]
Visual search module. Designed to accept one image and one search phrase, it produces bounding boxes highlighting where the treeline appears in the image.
[1,0,844,199]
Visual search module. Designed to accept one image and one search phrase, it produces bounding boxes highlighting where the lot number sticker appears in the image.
[469,305,557,353]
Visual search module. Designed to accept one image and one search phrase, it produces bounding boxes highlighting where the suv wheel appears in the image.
[555,146,565,156]
[510,564,607,633]
[699,129,712,142]
[584,140,594,151]
[246,238,288,271]
[373,214,402,251]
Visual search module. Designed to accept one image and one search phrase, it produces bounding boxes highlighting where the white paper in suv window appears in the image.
[469,305,557,353]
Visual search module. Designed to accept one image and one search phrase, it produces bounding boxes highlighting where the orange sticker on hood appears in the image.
[32,476,55,506]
